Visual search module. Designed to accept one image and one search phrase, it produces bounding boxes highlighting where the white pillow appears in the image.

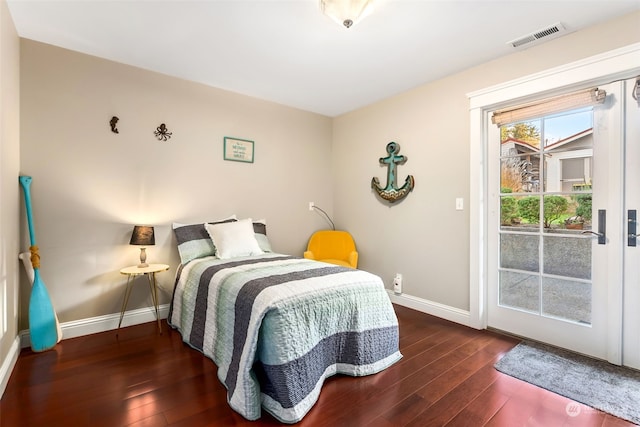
[172,215,237,264]
[205,218,264,259]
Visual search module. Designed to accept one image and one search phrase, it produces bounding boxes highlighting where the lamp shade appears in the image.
[320,0,375,28]
[129,225,155,246]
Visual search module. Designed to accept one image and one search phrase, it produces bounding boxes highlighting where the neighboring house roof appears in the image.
[501,127,593,154]
[501,138,540,155]
[545,128,593,151]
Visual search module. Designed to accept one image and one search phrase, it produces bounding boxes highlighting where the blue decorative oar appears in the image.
[19,176,59,352]
[19,252,62,343]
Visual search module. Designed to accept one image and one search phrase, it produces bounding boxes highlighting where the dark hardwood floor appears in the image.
[1,305,635,426]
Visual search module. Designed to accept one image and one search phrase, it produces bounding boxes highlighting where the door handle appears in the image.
[582,209,606,244]
[629,210,637,247]
[582,230,603,237]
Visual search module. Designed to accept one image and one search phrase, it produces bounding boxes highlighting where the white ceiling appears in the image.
[7,0,640,117]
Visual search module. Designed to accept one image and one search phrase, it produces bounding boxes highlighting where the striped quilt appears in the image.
[168,253,402,423]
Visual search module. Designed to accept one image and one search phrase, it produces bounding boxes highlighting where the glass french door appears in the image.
[487,80,633,363]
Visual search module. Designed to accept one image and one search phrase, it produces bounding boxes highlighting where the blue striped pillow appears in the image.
[251,219,272,253]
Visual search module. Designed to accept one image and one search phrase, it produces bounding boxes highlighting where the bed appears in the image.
[167,218,402,423]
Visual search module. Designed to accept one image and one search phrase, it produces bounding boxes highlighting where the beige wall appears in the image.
[333,11,640,311]
[0,0,21,386]
[19,40,333,326]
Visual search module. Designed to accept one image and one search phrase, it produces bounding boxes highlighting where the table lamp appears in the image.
[129,225,155,268]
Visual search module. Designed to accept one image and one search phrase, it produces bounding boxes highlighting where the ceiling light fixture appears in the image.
[320,0,375,28]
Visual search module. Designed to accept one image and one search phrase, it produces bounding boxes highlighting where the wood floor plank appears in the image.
[484,381,550,427]
[1,304,636,427]
[378,339,500,426]
[404,361,503,426]
[444,371,525,426]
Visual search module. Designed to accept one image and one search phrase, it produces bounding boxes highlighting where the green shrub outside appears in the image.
[501,196,518,225]
[517,196,539,224]
[575,194,592,220]
[517,195,568,228]
[500,188,519,225]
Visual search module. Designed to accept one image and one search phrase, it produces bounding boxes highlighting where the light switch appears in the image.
[456,198,464,210]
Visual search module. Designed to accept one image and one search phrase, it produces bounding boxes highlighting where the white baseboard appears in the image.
[387,290,477,329]
[0,336,20,399]
[19,304,170,349]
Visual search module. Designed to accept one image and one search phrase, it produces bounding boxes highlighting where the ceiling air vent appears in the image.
[508,22,567,49]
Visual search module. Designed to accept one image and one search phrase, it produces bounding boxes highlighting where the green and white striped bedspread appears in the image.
[167,253,402,423]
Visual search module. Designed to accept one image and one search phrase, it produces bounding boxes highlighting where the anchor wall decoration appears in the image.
[371,142,415,203]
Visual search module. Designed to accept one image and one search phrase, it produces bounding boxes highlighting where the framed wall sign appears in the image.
[224,137,254,163]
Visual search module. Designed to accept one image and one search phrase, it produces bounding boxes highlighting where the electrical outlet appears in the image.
[309,201,315,211]
[393,273,402,294]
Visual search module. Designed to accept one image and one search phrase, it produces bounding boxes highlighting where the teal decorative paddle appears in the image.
[19,176,58,352]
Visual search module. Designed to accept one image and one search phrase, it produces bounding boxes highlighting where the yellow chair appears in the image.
[303,230,358,269]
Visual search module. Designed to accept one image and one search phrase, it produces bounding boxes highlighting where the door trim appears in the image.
[467,43,640,332]
[623,77,640,369]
